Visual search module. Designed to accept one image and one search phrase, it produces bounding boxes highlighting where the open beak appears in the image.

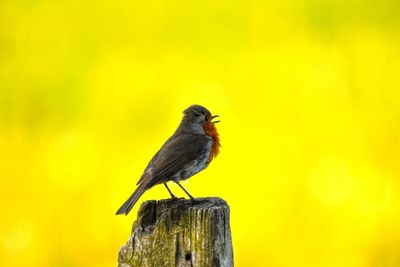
[211,115,220,124]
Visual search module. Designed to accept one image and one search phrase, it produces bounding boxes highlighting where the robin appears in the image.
[116,105,221,215]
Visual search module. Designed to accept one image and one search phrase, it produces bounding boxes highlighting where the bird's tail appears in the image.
[115,182,147,215]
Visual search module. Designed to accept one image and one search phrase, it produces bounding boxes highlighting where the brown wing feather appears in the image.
[143,134,210,189]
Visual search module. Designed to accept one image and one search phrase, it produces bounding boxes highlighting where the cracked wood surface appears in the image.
[118,197,233,267]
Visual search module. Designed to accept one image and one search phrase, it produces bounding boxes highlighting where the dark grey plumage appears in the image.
[116,105,218,215]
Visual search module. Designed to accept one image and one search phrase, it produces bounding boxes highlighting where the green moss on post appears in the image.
[118,197,233,267]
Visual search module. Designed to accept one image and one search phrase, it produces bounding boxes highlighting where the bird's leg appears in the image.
[164,183,177,199]
[176,181,195,200]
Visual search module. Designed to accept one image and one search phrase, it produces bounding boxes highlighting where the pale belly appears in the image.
[172,140,212,182]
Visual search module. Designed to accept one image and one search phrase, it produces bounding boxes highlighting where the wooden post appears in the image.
[118,197,233,267]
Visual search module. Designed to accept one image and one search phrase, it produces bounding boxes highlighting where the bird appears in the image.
[116,105,221,215]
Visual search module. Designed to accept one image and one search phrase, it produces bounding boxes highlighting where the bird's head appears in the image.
[180,105,220,136]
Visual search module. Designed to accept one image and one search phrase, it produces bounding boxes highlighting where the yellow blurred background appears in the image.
[1,0,400,266]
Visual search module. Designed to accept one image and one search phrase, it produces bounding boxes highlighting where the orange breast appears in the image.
[203,121,220,163]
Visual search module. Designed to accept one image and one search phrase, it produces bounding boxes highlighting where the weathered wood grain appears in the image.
[118,197,233,267]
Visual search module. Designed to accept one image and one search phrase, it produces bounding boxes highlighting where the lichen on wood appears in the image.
[118,197,233,267]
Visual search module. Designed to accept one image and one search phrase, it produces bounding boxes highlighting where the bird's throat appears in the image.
[203,121,220,162]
